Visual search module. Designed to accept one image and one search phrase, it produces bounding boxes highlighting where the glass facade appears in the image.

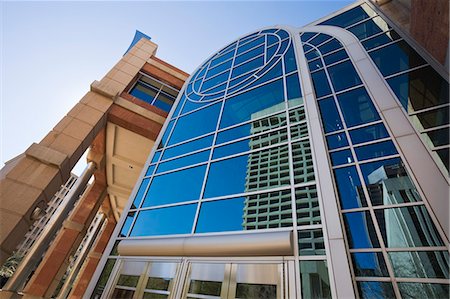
[91,3,449,299]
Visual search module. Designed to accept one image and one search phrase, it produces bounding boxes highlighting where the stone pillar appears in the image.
[68,215,116,299]
[23,181,107,298]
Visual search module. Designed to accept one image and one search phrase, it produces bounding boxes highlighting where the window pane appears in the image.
[387,66,449,111]
[354,140,398,161]
[326,132,348,150]
[296,185,321,226]
[343,211,380,248]
[286,73,303,105]
[375,206,445,247]
[204,155,249,198]
[369,41,426,77]
[398,283,449,299]
[292,141,315,184]
[414,107,449,130]
[308,34,331,46]
[436,148,449,172]
[348,16,388,40]
[298,229,325,255]
[351,252,389,277]
[300,261,331,299]
[195,197,245,233]
[357,281,395,299]
[320,5,375,28]
[220,79,284,129]
[169,103,221,145]
[328,60,362,92]
[389,251,449,279]
[330,149,354,166]
[119,212,135,237]
[132,178,150,209]
[360,158,421,205]
[142,165,206,207]
[130,82,158,104]
[334,166,367,209]
[362,30,401,50]
[163,135,214,160]
[244,190,292,230]
[156,150,209,173]
[337,87,380,127]
[231,56,264,78]
[349,123,389,144]
[308,58,323,71]
[318,97,343,133]
[323,49,348,65]
[318,39,343,54]
[311,70,332,98]
[159,120,175,148]
[424,127,449,147]
[130,204,197,236]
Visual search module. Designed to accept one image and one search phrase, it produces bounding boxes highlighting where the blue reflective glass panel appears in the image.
[389,251,449,279]
[119,212,135,237]
[348,16,386,40]
[202,71,229,91]
[357,282,395,299]
[326,132,348,150]
[343,211,380,248]
[334,166,367,209]
[375,206,444,247]
[163,135,214,160]
[213,139,251,159]
[220,79,284,129]
[132,178,150,209]
[369,41,426,76]
[169,103,221,145]
[231,56,264,78]
[142,165,206,207]
[336,87,380,127]
[206,59,233,78]
[318,39,343,54]
[330,149,354,166]
[328,60,362,92]
[204,155,249,198]
[300,32,316,42]
[130,82,157,104]
[362,30,401,50]
[181,98,210,114]
[157,150,209,173]
[151,151,161,163]
[311,70,331,98]
[195,197,245,233]
[210,50,234,68]
[323,49,348,65]
[318,97,343,133]
[355,140,397,161]
[286,73,302,105]
[145,165,155,177]
[235,45,264,65]
[284,45,297,73]
[159,120,175,149]
[308,58,323,71]
[130,204,197,237]
[308,34,331,46]
[216,124,252,144]
[305,49,320,61]
[237,36,264,55]
[349,123,389,144]
[320,5,374,28]
[351,252,389,277]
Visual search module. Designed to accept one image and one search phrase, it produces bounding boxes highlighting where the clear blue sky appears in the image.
[1,0,353,175]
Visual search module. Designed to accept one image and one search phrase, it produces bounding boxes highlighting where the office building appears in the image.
[85,1,449,299]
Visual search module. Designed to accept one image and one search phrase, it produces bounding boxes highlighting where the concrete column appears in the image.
[68,216,117,299]
[23,181,107,298]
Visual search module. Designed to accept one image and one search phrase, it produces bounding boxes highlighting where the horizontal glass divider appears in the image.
[324,120,384,136]
[208,56,233,70]
[176,99,221,120]
[309,67,325,74]
[328,146,351,153]
[350,137,393,149]
[344,13,378,30]
[297,224,322,230]
[355,153,400,165]
[114,286,137,291]
[233,53,265,69]
[331,83,366,97]
[431,144,450,151]
[293,181,317,189]
[384,246,449,252]
[144,290,170,295]
[138,199,200,212]
[237,35,262,48]
[340,201,425,213]
[137,71,180,92]
[158,147,212,164]
[332,162,357,169]
[298,255,327,261]
[349,248,383,253]
[235,44,266,63]
[408,103,450,116]
[366,37,405,53]
[420,124,450,134]
[201,82,228,94]
[200,186,293,203]
[394,278,450,284]
[359,28,397,43]
[354,277,391,282]
[289,119,308,127]
[215,125,289,148]
[383,63,429,80]
[324,58,351,69]
[290,135,311,143]
[304,37,334,54]
[163,132,215,151]
[301,33,319,44]
[202,67,230,83]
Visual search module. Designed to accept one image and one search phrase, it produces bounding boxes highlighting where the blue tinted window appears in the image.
[237,36,264,55]
[308,34,331,46]
[284,45,297,73]
[169,103,221,145]
[330,149,354,166]
[210,50,234,68]
[323,49,348,65]
[235,45,264,65]
[202,71,229,91]
[334,166,367,209]
[328,60,362,92]
[157,150,209,173]
[349,123,389,144]
[336,87,380,127]
[216,124,252,144]
[220,79,284,129]
[311,70,331,98]
[151,151,161,163]
[206,59,232,78]
[320,5,374,28]
[119,212,135,237]
[318,39,343,54]
[145,165,155,177]
[163,135,214,160]
[181,97,211,114]
[326,133,348,150]
[348,16,385,40]
[308,58,323,71]
[343,211,380,248]
[213,139,251,159]
[204,155,249,198]
[195,198,245,233]
[130,204,197,236]
[351,252,389,277]
[354,140,397,161]
[286,73,302,103]
[142,165,206,207]
[357,282,395,299]
[132,178,150,209]
[369,41,426,76]
[318,98,343,133]
[359,157,402,184]
[231,56,264,78]
[159,120,175,149]
[362,30,401,50]
[130,82,158,104]
[305,49,320,61]
[300,32,317,42]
